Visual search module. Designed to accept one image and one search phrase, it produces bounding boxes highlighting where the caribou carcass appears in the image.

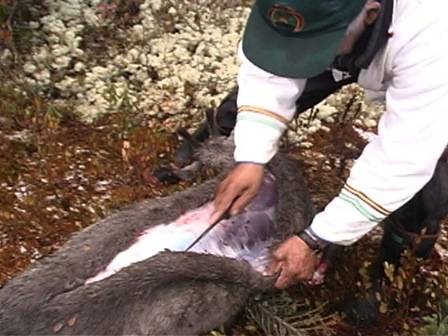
[0,132,315,335]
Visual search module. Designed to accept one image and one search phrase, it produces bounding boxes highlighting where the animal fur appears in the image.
[0,136,315,335]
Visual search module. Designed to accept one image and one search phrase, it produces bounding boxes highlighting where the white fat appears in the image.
[85,200,275,284]
[85,203,214,283]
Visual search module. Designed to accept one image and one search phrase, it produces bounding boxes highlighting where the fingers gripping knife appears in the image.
[185,205,233,251]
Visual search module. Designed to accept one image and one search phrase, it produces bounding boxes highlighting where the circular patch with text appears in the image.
[267,5,305,33]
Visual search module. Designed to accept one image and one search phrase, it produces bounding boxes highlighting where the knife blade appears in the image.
[185,203,234,251]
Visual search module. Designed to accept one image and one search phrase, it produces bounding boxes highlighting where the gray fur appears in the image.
[0,136,315,335]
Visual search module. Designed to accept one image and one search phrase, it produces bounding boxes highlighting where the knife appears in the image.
[185,203,234,251]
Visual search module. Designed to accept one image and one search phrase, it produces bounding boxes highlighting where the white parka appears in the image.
[234,0,448,245]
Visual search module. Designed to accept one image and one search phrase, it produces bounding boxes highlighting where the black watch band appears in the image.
[296,229,326,254]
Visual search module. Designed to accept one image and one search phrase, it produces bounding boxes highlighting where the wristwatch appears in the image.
[296,228,328,254]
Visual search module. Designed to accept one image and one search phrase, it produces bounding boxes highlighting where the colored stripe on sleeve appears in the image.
[238,105,290,126]
[237,112,286,132]
[343,184,391,216]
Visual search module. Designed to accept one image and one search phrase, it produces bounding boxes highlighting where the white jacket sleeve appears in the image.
[310,16,448,245]
[234,45,307,164]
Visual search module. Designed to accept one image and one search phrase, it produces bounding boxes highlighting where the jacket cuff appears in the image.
[233,111,286,164]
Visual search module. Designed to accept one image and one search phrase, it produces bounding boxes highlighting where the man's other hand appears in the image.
[265,236,319,289]
[210,163,264,224]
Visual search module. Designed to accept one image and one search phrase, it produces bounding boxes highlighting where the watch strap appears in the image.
[297,230,322,254]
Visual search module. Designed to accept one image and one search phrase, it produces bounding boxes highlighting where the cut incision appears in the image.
[86,172,278,284]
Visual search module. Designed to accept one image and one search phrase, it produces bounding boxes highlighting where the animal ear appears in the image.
[205,108,222,138]
[177,127,201,149]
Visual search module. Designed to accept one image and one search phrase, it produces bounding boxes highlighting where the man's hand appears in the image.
[210,163,264,224]
[265,236,319,289]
